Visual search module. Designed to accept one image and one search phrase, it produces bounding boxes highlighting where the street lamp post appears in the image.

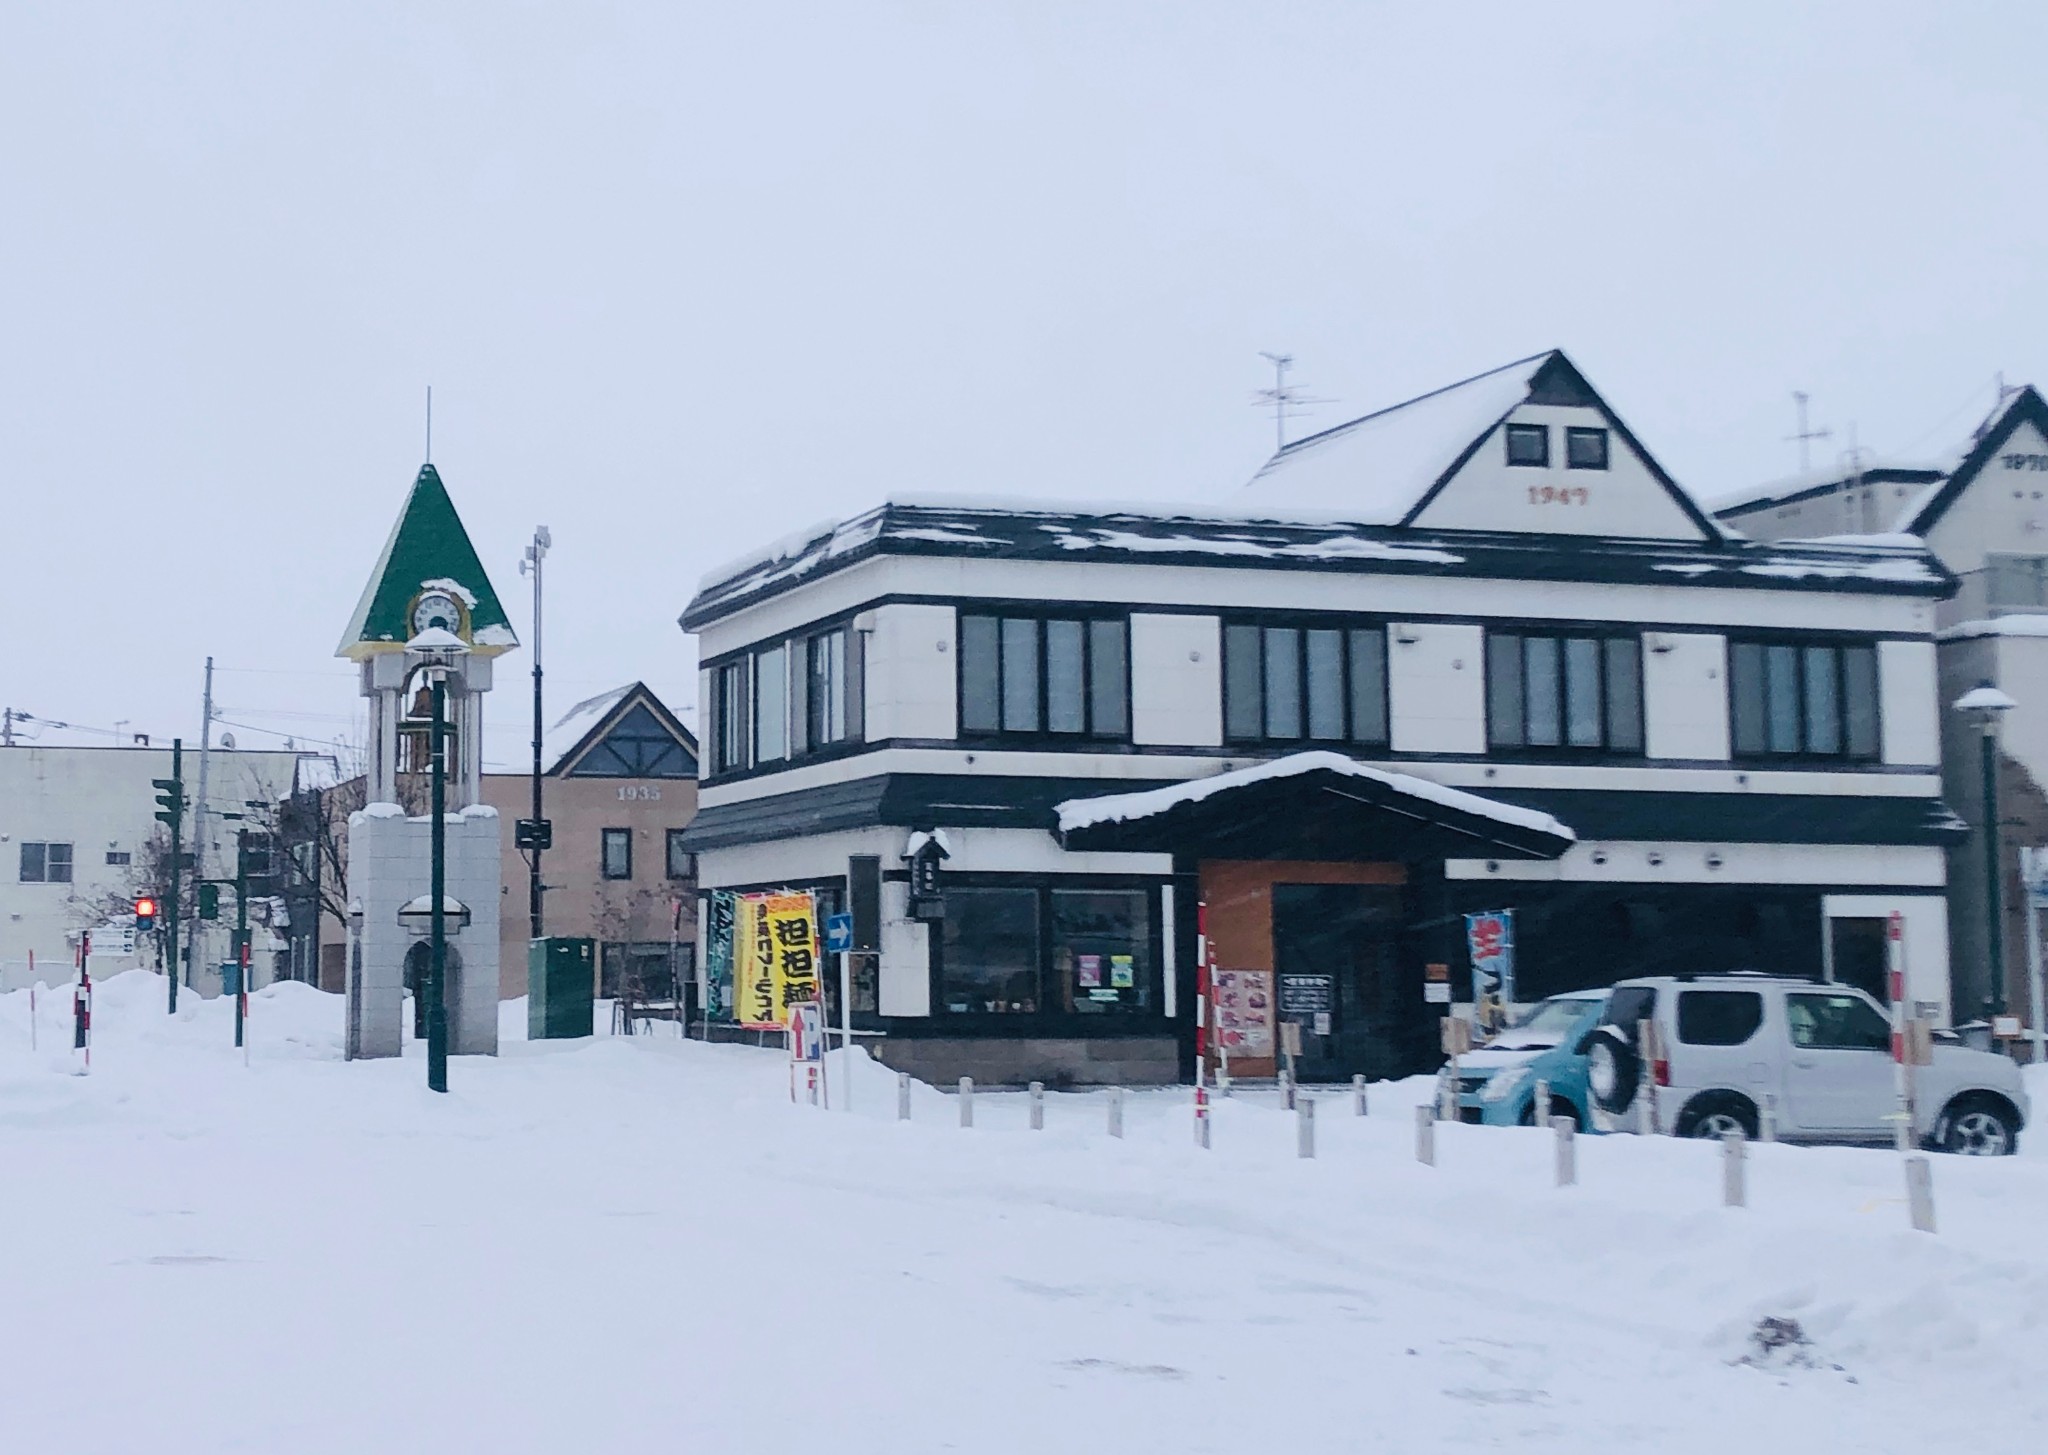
[519,527,551,943]
[1955,683,2017,1021]
[406,627,470,1094]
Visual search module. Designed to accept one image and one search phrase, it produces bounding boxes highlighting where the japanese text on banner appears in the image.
[736,891,821,1028]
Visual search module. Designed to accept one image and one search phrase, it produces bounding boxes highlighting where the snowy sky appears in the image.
[5,2,2045,769]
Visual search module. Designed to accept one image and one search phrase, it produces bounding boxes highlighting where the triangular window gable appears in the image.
[567,701,697,779]
[1405,355,1719,542]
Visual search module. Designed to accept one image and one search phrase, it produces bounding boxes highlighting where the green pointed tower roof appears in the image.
[337,463,517,660]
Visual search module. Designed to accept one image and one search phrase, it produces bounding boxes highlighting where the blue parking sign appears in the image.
[824,912,854,955]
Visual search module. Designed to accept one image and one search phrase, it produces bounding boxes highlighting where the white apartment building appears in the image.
[0,743,301,990]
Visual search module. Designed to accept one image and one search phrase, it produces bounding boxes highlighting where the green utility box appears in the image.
[528,937,596,1040]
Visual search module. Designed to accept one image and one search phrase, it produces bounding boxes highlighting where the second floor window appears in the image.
[1487,630,1643,752]
[1730,639,1879,759]
[19,841,72,883]
[601,828,633,880]
[708,621,864,775]
[959,612,1128,739]
[1224,621,1388,746]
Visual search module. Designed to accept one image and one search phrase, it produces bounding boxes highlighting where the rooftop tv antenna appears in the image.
[1254,352,1332,453]
[1786,390,1831,472]
[425,386,433,464]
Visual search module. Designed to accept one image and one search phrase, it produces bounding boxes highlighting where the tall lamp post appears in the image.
[405,628,470,1094]
[518,526,552,943]
[1955,682,2017,1021]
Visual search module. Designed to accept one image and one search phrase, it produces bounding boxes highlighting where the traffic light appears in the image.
[152,774,185,828]
[198,883,220,920]
[134,896,158,933]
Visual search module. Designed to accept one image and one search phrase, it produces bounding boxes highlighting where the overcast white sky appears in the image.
[4,3,2045,769]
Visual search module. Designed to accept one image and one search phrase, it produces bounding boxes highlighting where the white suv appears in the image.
[1583,974,2028,1155]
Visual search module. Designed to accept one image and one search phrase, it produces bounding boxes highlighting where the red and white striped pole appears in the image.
[1193,899,1212,1148]
[28,949,37,1053]
[1888,910,1912,1152]
[73,932,92,1074]
[239,935,251,1066]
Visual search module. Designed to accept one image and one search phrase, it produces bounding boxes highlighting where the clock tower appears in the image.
[337,462,517,1061]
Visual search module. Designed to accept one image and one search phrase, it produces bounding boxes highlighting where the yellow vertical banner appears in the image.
[735,890,820,1027]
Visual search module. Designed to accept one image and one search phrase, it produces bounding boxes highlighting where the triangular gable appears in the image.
[552,683,698,779]
[1238,351,1720,543]
[1897,386,2048,536]
[337,464,517,659]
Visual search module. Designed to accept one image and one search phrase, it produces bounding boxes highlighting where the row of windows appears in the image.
[711,622,862,774]
[600,827,698,882]
[1505,422,1610,471]
[704,609,1891,771]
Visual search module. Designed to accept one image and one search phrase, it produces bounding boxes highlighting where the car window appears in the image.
[1786,992,1890,1051]
[1676,989,1763,1046]
[1600,985,1656,1035]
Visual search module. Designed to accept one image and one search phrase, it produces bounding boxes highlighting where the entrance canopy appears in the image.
[1054,751,1576,862]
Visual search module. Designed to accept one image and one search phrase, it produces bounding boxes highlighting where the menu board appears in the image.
[1212,969,1274,1057]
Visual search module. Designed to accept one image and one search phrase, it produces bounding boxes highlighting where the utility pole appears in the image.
[234,827,249,1049]
[1787,391,1832,473]
[187,657,217,991]
[518,526,553,942]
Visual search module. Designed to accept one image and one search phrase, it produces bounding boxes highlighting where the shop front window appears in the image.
[939,887,1041,1014]
[1051,888,1153,1015]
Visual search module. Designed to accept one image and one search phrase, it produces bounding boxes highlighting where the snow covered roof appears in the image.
[681,498,1953,628]
[1897,386,2048,537]
[1056,751,1573,841]
[1954,685,2018,713]
[1939,614,2048,642]
[1232,354,1551,522]
[1708,459,1953,522]
[338,463,516,660]
[542,685,635,773]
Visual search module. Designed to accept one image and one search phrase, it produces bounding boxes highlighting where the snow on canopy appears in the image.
[1054,750,1575,842]
[1228,354,1552,522]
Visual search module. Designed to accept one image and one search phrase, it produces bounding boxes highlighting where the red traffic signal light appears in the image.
[134,896,159,931]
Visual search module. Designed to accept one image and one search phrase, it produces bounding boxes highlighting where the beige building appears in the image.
[479,682,699,1000]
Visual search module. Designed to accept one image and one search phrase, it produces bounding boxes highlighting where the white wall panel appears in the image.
[879,878,932,1016]
[1388,622,1485,754]
[1878,638,1940,767]
[1130,613,1222,747]
[865,603,956,741]
[1643,632,1729,760]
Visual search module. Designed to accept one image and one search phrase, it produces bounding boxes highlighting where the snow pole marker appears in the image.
[1193,1084,1211,1149]
[1028,1081,1045,1131]
[1107,1086,1124,1139]
[1721,1128,1747,1208]
[1887,911,1914,1154]
[240,936,252,1068]
[1905,1155,1936,1233]
[1352,1073,1367,1116]
[1414,1104,1435,1166]
[1552,1116,1576,1188]
[73,932,92,1075]
[1296,1097,1315,1159]
[1533,1079,1550,1128]
[958,1076,973,1128]
[896,1072,912,1122]
[29,953,37,1053]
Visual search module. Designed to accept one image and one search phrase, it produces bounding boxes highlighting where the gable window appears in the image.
[1223,620,1388,746]
[1729,639,1879,760]
[959,611,1128,740]
[1565,426,1610,471]
[1487,631,1642,753]
[666,829,695,881]
[1505,423,1550,468]
[601,828,633,880]
[19,842,72,884]
[566,702,696,778]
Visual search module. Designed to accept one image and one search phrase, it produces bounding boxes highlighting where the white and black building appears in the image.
[680,351,1963,1085]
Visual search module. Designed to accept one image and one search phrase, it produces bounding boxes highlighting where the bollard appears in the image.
[1352,1073,1368,1116]
[1905,1155,1936,1233]
[1415,1103,1436,1166]
[1279,1066,1296,1111]
[1721,1129,1747,1208]
[959,1076,974,1128]
[1552,1115,1576,1187]
[1636,1019,1659,1135]
[1297,1098,1316,1159]
[1758,1094,1777,1144]
[1029,1081,1045,1131]
[1194,1085,1212,1149]
[1533,1079,1550,1128]
[1107,1086,1125,1139]
[897,1072,912,1122]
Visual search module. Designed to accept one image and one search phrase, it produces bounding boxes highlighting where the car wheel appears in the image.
[1585,1029,1639,1116]
[1676,1093,1758,1141]
[1940,1098,2019,1156]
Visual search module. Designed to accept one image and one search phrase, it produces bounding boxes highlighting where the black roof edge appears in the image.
[1714,466,1949,522]
[1902,385,2048,536]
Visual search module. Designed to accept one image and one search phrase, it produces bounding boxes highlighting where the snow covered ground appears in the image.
[4,972,2046,1454]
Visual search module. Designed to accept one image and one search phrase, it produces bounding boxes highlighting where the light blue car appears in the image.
[1452,990,1610,1128]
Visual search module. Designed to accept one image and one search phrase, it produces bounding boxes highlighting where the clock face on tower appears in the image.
[411,591,464,637]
